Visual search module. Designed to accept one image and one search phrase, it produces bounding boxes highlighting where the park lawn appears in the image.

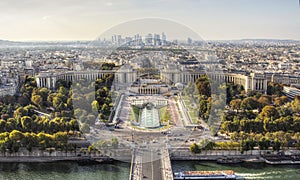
[129,106,140,122]
[189,109,199,123]
[182,95,199,124]
[160,106,171,123]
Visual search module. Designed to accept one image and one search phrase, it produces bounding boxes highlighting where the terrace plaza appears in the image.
[33,60,300,180]
[36,63,300,93]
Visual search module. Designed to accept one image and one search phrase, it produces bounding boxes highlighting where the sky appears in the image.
[0,0,299,41]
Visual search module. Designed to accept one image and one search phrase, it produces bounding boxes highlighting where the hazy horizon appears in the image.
[1,38,300,42]
[1,0,299,41]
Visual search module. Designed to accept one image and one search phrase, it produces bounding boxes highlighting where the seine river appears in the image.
[0,161,299,180]
[172,161,300,180]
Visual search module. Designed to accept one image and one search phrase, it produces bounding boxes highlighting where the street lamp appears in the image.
[132,132,134,142]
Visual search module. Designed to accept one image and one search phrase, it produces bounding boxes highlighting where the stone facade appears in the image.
[0,85,17,97]
[36,65,300,93]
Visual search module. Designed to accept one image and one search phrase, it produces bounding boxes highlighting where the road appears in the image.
[176,95,192,126]
[88,93,214,160]
[118,94,131,122]
[132,149,163,180]
[168,98,183,127]
[33,109,51,118]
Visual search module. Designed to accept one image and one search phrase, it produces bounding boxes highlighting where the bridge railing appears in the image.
[129,149,143,180]
[161,148,174,180]
[129,149,135,180]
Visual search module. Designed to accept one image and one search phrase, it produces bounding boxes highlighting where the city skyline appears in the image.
[0,0,300,41]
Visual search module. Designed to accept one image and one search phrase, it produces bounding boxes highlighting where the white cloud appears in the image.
[106,2,113,6]
[42,16,51,20]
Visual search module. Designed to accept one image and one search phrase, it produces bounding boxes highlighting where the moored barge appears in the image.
[174,170,239,179]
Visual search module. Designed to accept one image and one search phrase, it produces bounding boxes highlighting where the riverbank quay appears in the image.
[0,148,114,163]
[169,148,300,165]
[1,147,300,165]
[0,156,92,163]
[0,155,113,163]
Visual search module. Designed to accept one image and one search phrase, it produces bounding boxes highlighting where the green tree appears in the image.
[226,83,244,103]
[101,103,111,116]
[274,96,288,106]
[240,119,263,133]
[258,137,270,150]
[14,107,28,119]
[291,96,300,113]
[274,116,293,132]
[69,119,79,131]
[91,100,100,114]
[55,79,70,89]
[58,86,68,96]
[52,93,67,110]
[240,138,256,153]
[190,143,201,154]
[31,95,43,108]
[21,116,33,131]
[36,88,50,101]
[258,95,272,107]
[88,145,95,154]
[17,95,30,106]
[272,139,281,151]
[195,75,211,97]
[199,138,215,150]
[111,138,119,149]
[0,140,7,155]
[241,97,259,110]
[267,82,283,96]
[199,98,208,119]
[221,121,239,132]
[0,120,7,132]
[259,106,279,120]
[230,99,242,110]
[9,130,24,142]
[54,132,68,148]
[23,132,38,152]
[80,123,90,133]
[37,132,53,149]
[277,106,292,117]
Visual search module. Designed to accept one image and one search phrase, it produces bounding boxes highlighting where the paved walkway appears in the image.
[119,95,130,121]
[33,109,51,118]
[177,95,191,126]
[168,98,182,127]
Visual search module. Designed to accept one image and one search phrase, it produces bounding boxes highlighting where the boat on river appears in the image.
[173,170,241,179]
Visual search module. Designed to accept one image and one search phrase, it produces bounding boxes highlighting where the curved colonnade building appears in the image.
[36,65,300,94]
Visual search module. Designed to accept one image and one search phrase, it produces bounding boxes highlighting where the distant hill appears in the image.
[0,39,91,47]
[1,39,299,47]
[208,39,300,45]
[0,39,22,45]
[241,39,300,43]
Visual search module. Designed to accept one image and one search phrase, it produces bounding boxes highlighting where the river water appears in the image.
[171,161,300,180]
[0,161,130,180]
[0,161,299,180]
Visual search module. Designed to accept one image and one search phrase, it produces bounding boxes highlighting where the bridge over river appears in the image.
[129,147,173,180]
